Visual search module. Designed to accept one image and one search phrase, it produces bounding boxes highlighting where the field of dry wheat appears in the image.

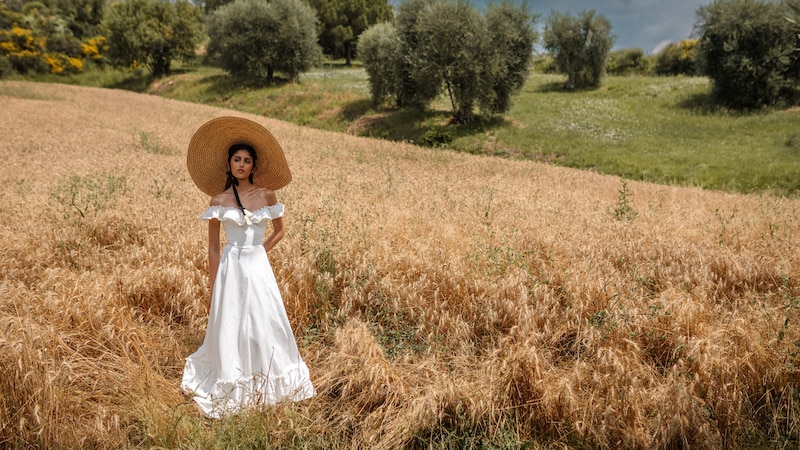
[1,80,799,448]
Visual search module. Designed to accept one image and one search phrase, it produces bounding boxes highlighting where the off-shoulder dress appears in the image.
[181,203,315,418]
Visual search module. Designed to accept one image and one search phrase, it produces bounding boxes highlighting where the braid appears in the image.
[224,170,238,189]
[231,180,245,214]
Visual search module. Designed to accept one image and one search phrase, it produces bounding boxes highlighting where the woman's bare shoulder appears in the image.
[210,190,235,207]
[254,187,278,205]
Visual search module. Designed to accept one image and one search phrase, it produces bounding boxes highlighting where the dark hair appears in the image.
[225,144,258,213]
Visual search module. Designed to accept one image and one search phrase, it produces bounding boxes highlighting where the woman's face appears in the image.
[229,149,255,181]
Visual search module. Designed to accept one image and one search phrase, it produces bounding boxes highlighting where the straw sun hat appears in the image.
[187,116,291,197]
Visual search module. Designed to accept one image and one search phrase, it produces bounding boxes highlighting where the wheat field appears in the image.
[1,80,799,448]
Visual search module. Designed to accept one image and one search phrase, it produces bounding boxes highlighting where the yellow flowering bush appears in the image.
[43,53,59,72]
[679,39,698,64]
[0,25,47,73]
[43,52,82,74]
[0,25,93,75]
[654,39,698,76]
[81,36,107,62]
[68,56,83,71]
[0,26,43,54]
[0,3,106,76]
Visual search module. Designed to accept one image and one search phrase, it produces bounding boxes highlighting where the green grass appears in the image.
[20,63,156,91]
[489,75,800,195]
[27,62,800,196]
[142,61,373,132]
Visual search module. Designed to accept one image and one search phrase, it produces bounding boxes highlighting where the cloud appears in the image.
[530,0,710,52]
[651,40,673,55]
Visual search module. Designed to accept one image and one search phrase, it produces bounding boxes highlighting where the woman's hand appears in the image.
[263,216,284,252]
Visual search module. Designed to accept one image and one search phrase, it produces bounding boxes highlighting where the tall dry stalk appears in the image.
[1,80,799,448]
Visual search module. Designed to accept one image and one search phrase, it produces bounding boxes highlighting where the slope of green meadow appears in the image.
[21,63,799,195]
[138,64,800,196]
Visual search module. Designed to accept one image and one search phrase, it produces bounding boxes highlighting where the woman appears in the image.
[181,116,315,418]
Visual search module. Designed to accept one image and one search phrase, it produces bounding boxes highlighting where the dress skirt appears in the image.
[181,205,315,418]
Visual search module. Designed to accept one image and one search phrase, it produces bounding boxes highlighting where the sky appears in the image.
[527,0,713,54]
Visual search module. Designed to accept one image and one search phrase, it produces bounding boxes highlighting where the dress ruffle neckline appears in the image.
[200,203,284,225]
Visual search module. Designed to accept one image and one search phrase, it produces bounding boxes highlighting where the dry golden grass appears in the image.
[1,80,799,448]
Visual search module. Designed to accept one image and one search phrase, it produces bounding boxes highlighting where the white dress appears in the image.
[181,203,315,418]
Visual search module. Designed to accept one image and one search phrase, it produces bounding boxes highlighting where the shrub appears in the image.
[43,52,83,75]
[80,35,107,65]
[480,1,538,114]
[607,47,649,75]
[0,3,22,29]
[695,0,799,109]
[417,127,452,148]
[412,0,485,123]
[358,22,402,107]
[0,4,105,76]
[393,0,441,109]
[533,54,556,73]
[0,53,12,78]
[206,0,320,82]
[308,0,393,65]
[0,25,48,74]
[45,31,83,58]
[544,10,614,90]
[365,0,536,123]
[654,40,697,76]
[103,0,202,77]
[6,50,48,74]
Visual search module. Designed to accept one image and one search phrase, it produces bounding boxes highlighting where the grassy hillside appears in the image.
[1,80,800,448]
[141,65,800,196]
[25,63,800,195]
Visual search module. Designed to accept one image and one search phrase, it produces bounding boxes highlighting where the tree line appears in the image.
[1,0,799,116]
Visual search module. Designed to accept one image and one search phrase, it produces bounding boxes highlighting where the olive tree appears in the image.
[413,0,485,123]
[206,0,320,82]
[357,22,402,106]
[307,0,393,65]
[103,0,202,77]
[392,0,439,109]
[361,0,536,123]
[543,10,614,90]
[695,0,799,109]
[480,1,538,114]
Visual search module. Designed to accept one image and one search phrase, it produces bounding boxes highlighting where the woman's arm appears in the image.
[207,218,221,310]
[262,189,284,253]
[263,216,284,253]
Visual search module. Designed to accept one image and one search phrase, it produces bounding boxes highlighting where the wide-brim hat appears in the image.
[187,116,291,196]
